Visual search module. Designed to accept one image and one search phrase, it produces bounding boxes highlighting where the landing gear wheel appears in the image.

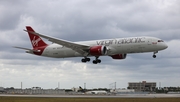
[93,60,97,64]
[152,51,158,58]
[97,59,101,63]
[92,56,101,64]
[85,58,90,62]
[81,57,91,63]
[81,59,87,62]
[153,55,156,58]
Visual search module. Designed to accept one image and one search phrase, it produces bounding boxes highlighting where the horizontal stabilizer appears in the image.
[13,46,41,52]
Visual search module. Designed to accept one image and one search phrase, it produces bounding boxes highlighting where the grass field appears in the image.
[0,97,180,102]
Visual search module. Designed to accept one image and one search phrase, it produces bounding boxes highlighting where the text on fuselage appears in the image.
[96,37,145,46]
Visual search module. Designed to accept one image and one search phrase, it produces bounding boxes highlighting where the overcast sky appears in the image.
[0,0,180,89]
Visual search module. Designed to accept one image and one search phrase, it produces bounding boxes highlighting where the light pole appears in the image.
[84,83,86,89]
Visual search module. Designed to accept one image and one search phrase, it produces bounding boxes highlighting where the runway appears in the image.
[1,94,180,98]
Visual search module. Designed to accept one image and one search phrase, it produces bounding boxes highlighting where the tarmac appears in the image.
[0,94,180,98]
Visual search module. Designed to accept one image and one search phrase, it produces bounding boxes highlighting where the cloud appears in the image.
[0,0,180,89]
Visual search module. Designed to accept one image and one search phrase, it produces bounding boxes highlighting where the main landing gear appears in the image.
[81,57,90,62]
[81,56,101,64]
[92,56,101,64]
[153,51,158,58]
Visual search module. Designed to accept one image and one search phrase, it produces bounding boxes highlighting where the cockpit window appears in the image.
[158,40,164,42]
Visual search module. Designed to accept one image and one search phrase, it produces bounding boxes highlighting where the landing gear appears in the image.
[92,56,101,64]
[153,51,158,58]
[81,57,90,63]
[153,55,156,58]
[81,56,101,64]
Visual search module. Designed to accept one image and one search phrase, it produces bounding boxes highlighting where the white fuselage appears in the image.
[33,36,167,58]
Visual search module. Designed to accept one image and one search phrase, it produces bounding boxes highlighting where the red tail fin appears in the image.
[26,26,47,48]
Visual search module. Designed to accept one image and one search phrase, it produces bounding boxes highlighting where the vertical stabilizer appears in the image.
[26,26,47,48]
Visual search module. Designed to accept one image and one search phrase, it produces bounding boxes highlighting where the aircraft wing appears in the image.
[24,30,90,56]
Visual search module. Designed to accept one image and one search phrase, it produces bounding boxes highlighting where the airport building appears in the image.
[128,81,156,91]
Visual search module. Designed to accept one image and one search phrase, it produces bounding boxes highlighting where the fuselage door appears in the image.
[148,38,152,45]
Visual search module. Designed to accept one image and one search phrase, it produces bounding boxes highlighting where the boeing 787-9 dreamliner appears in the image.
[14,26,168,64]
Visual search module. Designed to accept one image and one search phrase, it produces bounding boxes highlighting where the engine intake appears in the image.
[89,45,107,56]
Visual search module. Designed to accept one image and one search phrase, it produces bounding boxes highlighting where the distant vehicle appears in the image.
[15,26,168,64]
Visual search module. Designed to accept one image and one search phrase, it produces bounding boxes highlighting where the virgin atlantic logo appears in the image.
[32,36,41,47]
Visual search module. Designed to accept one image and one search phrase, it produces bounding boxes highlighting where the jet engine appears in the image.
[110,54,127,59]
[89,45,107,56]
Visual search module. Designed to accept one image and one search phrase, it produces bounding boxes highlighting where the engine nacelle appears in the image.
[89,45,107,56]
[110,54,127,59]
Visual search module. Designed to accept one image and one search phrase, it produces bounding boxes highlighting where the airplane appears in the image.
[85,90,107,95]
[14,26,168,64]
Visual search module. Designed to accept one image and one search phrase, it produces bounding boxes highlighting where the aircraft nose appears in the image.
[163,43,168,49]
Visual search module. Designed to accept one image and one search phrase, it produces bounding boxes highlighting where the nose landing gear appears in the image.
[153,51,158,58]
[153,55,156,58]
